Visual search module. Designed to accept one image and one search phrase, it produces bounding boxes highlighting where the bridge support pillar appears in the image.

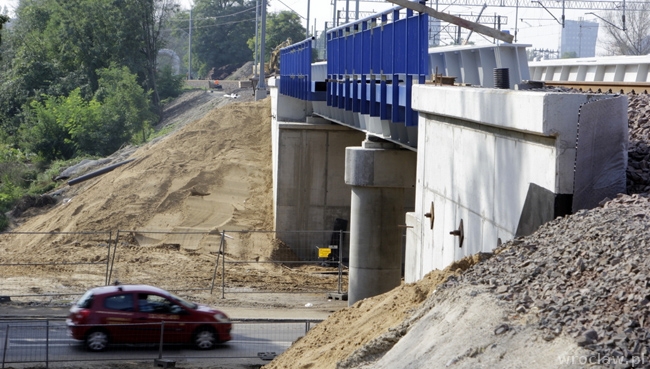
[345,136,416,306]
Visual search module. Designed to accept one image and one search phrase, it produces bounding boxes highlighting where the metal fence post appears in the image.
[210,232,225,295]
[221,231,226,299]
[2,324,8,369]
[105,231,112,285]
[338,230,343,294]
[158,321,164,359]
[45,320,49,369]
[107,230,120,285]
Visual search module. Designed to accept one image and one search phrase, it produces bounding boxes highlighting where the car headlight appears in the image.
[214,313,230,323]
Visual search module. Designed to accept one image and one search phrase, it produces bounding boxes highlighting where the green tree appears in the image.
[192,0,256,77]
[91,65,155,155]
[247,11,306,61]
[0,14,9,50]
[21,65,154,162]
[1,0,176,137]
[122,0,179,116]
[21,95,77,162]
[157,64,185,101]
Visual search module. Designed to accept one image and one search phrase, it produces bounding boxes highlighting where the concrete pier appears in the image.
[345,137,416,305]
[271,80,367,260]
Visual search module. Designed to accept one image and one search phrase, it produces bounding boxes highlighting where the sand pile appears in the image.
[0,95,345,301]
[263,256,486,369]
[9,97,273,244]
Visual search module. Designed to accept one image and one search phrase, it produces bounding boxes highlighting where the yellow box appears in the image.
[318,248,332,258]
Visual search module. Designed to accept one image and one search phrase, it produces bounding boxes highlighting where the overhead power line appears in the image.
[360,0,647,10]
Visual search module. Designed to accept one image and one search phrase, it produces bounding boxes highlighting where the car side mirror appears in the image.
[170,305,187,315]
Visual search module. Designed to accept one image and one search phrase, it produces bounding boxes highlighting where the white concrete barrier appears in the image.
[406,85,628,282]
[529,55,650,82]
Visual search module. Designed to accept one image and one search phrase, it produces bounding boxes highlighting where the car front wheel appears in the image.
[85,330,109,352]
[193,327,216,350]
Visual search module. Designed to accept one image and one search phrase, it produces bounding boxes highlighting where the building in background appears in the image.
[561,18,599,58]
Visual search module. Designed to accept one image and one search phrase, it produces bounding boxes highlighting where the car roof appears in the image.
[87,284,171,296]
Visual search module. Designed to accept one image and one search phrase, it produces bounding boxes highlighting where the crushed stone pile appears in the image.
[627,93,650,194]
[460,193,650,366]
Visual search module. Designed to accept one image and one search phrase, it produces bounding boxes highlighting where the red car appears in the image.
[66,284,232,351]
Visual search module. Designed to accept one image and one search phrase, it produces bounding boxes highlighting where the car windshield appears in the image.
[170,293,198,309]
[76,290,94,308]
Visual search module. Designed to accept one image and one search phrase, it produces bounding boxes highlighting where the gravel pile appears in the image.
[460,193,650,367]
[627,93,650,194]
[440,90,650,367]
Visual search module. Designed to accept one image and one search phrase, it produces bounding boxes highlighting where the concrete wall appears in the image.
[406,85,628,282]
[271,87,366,261]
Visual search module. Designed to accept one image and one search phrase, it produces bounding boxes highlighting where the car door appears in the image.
[134,293,191,344]
[98,293,139,344]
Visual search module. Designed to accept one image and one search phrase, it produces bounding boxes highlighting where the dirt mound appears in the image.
[225,61,254,81]
[263,255,484,369]
[13,98,273,236]
[10,194,57,217]
[0,91,350,312]
[208,64,241,80]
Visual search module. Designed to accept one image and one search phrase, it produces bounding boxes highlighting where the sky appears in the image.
[0,0,612,55]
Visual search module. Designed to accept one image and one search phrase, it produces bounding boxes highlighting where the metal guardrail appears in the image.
[0,319,319,367]
[279,37,323,101]
[326,5,429,128]
[277,4,429,134]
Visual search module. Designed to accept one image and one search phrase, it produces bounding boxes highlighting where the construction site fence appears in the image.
[217,229,349,298]
[0,229,349,301]
[0,319,318,368]
[0,231,113,300]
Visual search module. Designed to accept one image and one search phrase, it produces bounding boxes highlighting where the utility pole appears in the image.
[307,0,311,37]
[345,0,350,23]
[188,7,192,80]
[254,0,259,78]
[255,0,268,101]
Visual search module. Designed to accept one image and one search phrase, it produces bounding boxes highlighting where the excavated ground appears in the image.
[3,90,650,369]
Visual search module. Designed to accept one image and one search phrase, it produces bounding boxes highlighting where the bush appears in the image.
[21,93,83,163]
[157,65,185,101]
[20,65,156,162]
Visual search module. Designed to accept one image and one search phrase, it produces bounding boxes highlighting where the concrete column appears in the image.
[345,136,416,305]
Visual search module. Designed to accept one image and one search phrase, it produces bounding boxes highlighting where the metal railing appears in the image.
[216,230,349,297]
[326,5,429,128]
[0,228,349,301]
[276,4,430,147]
[0,319,318,367]
[0,231,114,299]
[279,37,325,101]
